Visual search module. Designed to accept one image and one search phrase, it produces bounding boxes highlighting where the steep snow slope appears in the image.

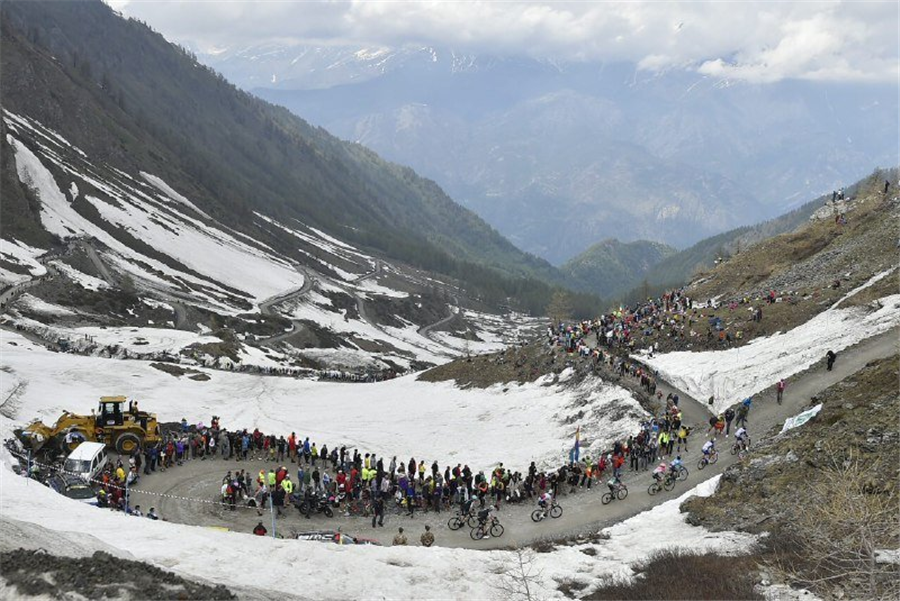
[6,111,305,311]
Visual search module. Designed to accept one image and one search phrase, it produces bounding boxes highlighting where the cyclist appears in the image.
[652,462,667,483]
[702,439,716,458]
[476,503,496,528]
[538,491,553,513]
[476,504,499,537]
[606,475,622,495]
[669,455,683,474]
[735,427,749,450]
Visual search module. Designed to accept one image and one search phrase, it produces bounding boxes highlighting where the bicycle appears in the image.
[730,438,751,456]
[674,465,689,481]
[470,516,504,540]
[447,507,478,531]
[647,472,677,496]
[601,482,628,505]
[530,500,563,522]
[697,449,719,470]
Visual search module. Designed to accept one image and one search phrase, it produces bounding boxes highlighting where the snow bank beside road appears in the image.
[639,294,900,413]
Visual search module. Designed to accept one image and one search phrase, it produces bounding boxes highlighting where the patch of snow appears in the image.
[50,261,109,291]
[0,238,47,280]
[141,298,174,312]
[640,294,900,412]
[139,171,212,221]
[15,293,77,317]
[354,278,409,299]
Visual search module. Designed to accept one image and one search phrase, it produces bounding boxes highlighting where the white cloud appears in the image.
[113,0,898,83]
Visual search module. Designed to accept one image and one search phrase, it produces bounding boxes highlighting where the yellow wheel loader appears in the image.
[15,396,162,458]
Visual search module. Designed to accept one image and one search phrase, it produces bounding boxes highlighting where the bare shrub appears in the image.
[586,549,762,600]
[491,548,545,601]
[769,452,900,600]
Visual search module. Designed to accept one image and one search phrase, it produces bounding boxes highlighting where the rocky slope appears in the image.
[683,357,899,600]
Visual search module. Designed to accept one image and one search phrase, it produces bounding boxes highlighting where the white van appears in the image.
[63,441,108,484]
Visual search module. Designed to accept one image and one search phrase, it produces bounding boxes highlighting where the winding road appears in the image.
[257,264,318,347]
[417,297,459,341]
[130,327,898,548]
[80,239,192,330]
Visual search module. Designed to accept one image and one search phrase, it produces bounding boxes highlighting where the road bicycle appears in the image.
[447,507,478,531]
[697,449,719,470]
[530,500,563,522]
[647,471,677,495]
[470,516,504,540]
[730,437,751,456]
[601,482,628,505]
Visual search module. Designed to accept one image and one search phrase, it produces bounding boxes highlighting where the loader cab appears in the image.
[97,396,127,427]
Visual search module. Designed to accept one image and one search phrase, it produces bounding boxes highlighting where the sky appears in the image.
[108,1,899,84]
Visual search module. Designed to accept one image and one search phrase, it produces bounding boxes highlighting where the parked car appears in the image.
[47,473,97,505]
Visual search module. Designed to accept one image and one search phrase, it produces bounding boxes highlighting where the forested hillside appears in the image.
[561,239,675,299]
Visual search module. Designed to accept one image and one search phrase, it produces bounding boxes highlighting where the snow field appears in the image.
[5,318,223,357]
[1,331,642,473]
[639,293,900,413]
[50,261,110,291]
[14,294,77,317]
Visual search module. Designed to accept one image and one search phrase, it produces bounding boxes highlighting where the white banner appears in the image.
[780,403,823,433]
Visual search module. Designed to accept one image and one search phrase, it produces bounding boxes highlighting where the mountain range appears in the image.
[196,42,899,264]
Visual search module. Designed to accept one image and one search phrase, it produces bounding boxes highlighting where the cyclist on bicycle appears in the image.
[477,503,497,528]
[702,439,716,457]
[606,475,622,494]
[669,456,683,473]
[735,427,749,449]
[652,462,667,482]
[538,491,553,511]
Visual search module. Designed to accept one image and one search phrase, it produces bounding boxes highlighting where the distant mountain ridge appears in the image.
[195,42,898,264]
[561,239,675,299]
[615,167,898,304]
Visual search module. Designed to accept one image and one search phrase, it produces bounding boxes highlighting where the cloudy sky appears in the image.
[110,1,898,83]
